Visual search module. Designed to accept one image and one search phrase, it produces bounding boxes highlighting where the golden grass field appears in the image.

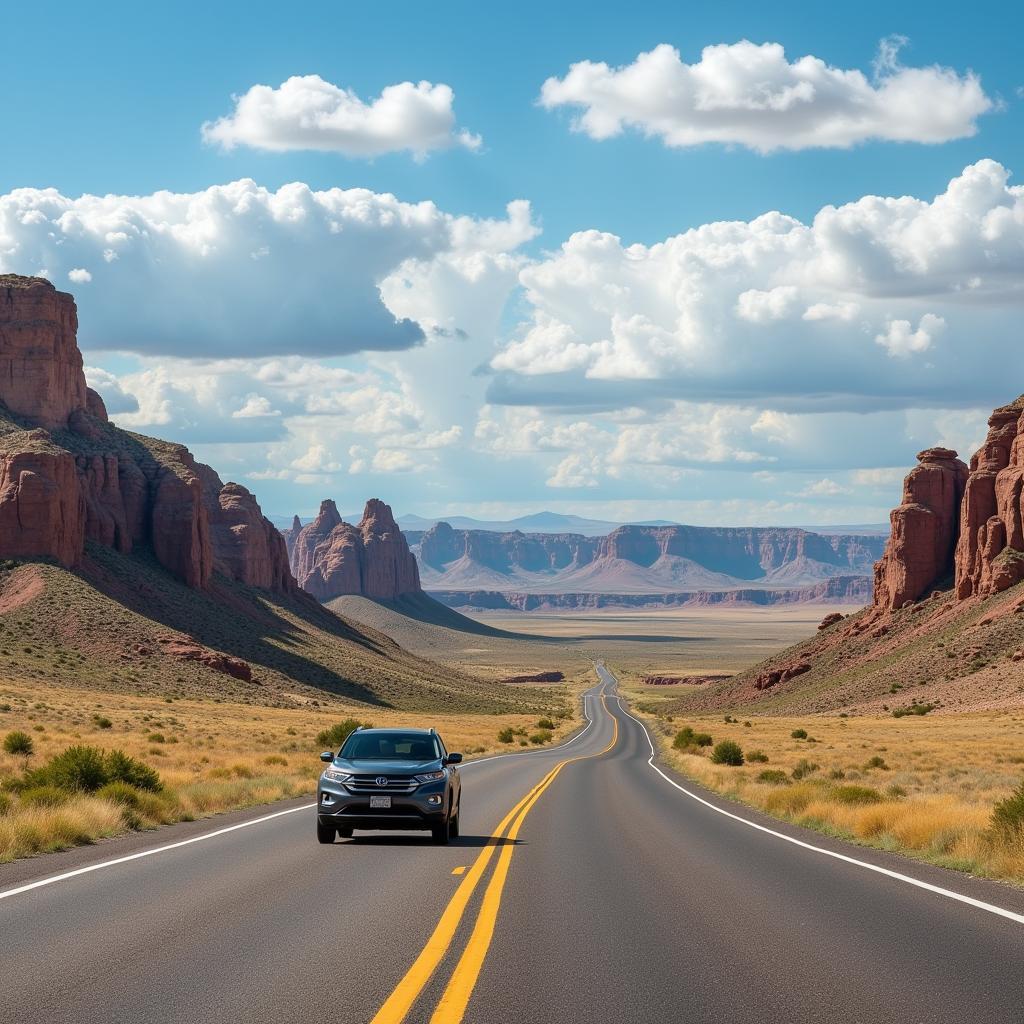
[622,677,1024,884]
[0,672,588,864]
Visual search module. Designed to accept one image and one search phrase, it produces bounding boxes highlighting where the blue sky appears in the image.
[2,0,1023,523]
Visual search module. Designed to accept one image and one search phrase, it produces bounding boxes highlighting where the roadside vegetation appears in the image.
[630,694,1024,885]
[0,679,580,864]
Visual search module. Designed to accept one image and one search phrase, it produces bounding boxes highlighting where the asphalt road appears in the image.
[2,665,1023,1023]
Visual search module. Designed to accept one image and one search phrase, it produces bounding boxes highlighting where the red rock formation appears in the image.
[955,396,1024,599]
[283,514,303,563]
[873,448,968,611]
[0,275,295,595]
[0,276,88,430]
[292,498,420,601]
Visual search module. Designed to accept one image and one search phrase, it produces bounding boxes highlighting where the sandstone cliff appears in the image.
[291,498,420,601]
[0,275,294,594]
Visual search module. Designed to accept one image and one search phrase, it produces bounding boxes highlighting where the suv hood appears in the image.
[331,758,442,774]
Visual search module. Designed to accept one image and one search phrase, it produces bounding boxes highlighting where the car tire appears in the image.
[317,820,336,844]
[450,806,460,839]
[431,822,450,845]
[338,826,353,839]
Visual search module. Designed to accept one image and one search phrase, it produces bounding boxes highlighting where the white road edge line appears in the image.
[0,803,315,903]
[608,676,1024,928]
[0,683,606,904]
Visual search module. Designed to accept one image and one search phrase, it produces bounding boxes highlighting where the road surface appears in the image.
[2,665,1023,1023]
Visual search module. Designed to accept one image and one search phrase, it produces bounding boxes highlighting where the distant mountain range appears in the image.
[270,509,889,539]
[406,522,887,596]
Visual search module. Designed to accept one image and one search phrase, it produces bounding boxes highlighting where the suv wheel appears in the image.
[317,820,336,844]
[450,805,460,839]
[431,822,450,845]
[338,826,353,839]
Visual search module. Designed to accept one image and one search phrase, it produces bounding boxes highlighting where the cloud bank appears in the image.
[203,74,480,157]
[540,39,992,152]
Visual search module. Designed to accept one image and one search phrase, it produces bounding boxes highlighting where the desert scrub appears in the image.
[990,778,1024,840]
[529,729,553,745]
[316,718,371,750]
[4,730,33,757]
[497,727,515,744]
[710,740,744,766]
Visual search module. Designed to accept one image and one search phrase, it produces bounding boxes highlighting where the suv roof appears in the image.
[350,727,435,736]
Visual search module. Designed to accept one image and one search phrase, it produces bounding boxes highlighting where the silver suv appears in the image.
[317,727,462,845]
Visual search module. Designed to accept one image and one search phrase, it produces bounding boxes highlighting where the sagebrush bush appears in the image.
[746,750,769,763]
[990,779,1024,840]
[97,780,143,808]
[536,718,555,730]
[529,729,553,745]
[105,750,162,792]
[19,785,68,808]
[25,746,161,794]
[3,731,33,757]
[672,727,696,750]
[791,728,808,740]
[497,727,515,744]
[711,740,744,766]
[830,784,884,806]
[791,759,820,781]
[316,718,370,750]
[694,733,713,747]
[864,755,889,771]
[757,769,790,785]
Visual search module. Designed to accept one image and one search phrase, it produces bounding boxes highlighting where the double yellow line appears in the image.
[371,692,618,1024]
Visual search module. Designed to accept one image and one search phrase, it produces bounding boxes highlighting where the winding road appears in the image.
[2,665,1023,1023]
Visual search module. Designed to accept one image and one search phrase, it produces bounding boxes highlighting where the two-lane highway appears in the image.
[2,666,1023,1023]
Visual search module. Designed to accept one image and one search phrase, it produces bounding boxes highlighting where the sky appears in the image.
[2,0,1023,525]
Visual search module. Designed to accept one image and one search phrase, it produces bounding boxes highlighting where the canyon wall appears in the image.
[0,275,294,594]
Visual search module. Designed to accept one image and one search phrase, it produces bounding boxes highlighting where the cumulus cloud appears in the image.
[546,453,601,488]
[202,74,480,158]
[0,181,535,358]
[797,478,852,497]
[540,39,992,152]
[491,161,1024,411]
[875,313,944,358]
[68,267,92,283]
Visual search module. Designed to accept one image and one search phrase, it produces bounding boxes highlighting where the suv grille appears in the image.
[345,774,419,794]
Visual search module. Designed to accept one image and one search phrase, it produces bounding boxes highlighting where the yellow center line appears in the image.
[369,759,565,1024]
[428,695,618,1024]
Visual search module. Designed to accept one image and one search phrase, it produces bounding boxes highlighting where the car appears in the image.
[316,727,462,845]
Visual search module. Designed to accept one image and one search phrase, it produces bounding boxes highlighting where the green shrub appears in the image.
[3,730,33,757]
[710,740,744,766]
[316,718,369,750]
[694,733,713,747]
[92,715,113,730]
[746,750,769,763]
[757,769,790,785]
[529,729,553,745]
[19,784,68,807]
[791,759,820,781]
[536,718,555,730]
[791,728,808,740]
[829,769,846,780]
[830,784,884,805]
[497,727,515,744]
[864,755,889,771]
[146,733,166,744]
[990,779,1024,840]
[0,791,9,815]
[672,727,696,750]
[892,703,936,718]
[105,750,162,792]
[264,755,288,766]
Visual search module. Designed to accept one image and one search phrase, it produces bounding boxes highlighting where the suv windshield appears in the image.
[339,732,441,761]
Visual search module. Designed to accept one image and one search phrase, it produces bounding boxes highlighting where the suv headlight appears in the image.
[415,770,446,783]
[322,769,352,784]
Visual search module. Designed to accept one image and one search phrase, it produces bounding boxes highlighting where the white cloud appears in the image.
[202,74,480,158]
[852,467,906,487]
[875,313,945,358]
[68,267,92,283]
[491,161,1024,407]
[292,444,342,474]
[232,394,281,419]
[797,477,852,497]
[546,453,601,488]
[0,181,535,358]
[372,449,417,473]
[540,39,992,152]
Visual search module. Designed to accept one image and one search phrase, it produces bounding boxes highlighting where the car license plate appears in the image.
[370,796,391,809]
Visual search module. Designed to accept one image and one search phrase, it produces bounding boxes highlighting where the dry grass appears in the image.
[626,684,1024,883]
[0,675,586,863]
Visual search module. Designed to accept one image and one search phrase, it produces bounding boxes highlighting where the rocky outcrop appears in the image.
[0,276,88,430]
[0,276,295,594]
[956,396,1024,600]
[283,514,303,563]
[873,448,969,612]
[292,498,421,601]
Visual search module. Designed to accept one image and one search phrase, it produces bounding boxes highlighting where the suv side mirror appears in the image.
[445,752,463,765]
[320,751,334,762]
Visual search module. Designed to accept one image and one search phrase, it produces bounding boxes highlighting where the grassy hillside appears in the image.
[657,580,1024,717]
[0,545,557,715]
